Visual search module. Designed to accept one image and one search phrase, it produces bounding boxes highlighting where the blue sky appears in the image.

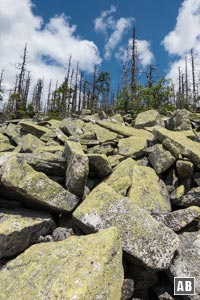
[1,0,200,97]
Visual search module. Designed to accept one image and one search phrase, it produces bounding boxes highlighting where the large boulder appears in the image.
[128,165,171,213]
[60,118,84,136]
[19,120,51,137]
[154,127,200,168]
[94,124,118,143]
[169,230,200,300]
[0,208,55,259]
[73,183,180,270]
[88,154,112,178]
[118,136,147,158]
[0,227,124,300]
[21,133,44,152]
[0,156,78,213]
[148,144,176,174]
[135,109,162,129]
[166,109,192,131]
[64,141,89,196]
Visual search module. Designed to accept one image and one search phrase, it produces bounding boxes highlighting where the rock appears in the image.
[97,120,154,140]
[176,159,194,179]
[135,109,162,129]
[22,133,44,152]
[122,279,134,300]
[0,142,15,152]
[170,185,185,204]
[172,187,200,207]
[5,123,22,145]
[118,136,147,158]
[88,154,112,178]
[52,227,73,241]
[0,156,78,213]
[19,120,51,137]
[108,154,124,167]
[154,126,200,167]
[105,158,137,195]
[0,227,124,300]
[81,109,92,115]
[0,208,55,259]
[64,141,89,197]
[169,230,200,300]
[128,166,171,213]
[162,138,181,159]
[152,206,200,232]
[95,124,118,143]
[53,128,69,144]
[60,118,84,136]
[166,109,192,131]
[98,110,108,120]
[73,183,180,270]
[111,114,124,123]
[148,144,176,174]
[34,145,64,154]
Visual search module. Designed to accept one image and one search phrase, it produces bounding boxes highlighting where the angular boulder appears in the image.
[0,227,124,300]
[19,120,51,137]
[135,109,162,129]
[128,165,171,213]
[65,141,89,196]
[88,154,112,178]
[118,136,147,158]
[22,133,44,152]
[73,183,180,270]
[0,157,78,213]
[60,118,84,136]
[0,208,55,259]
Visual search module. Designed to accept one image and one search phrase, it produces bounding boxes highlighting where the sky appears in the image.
[1,0,200,100]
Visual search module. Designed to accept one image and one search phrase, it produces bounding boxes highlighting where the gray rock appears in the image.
[135,109,162,129]
[88,154,112,178]
[0,208,55,259]
[122,279,134,300]
[176,159,194,179]
[148,144,176,174]
[64,141,89,197]
[172,187,200,207]
[166,109,192,131]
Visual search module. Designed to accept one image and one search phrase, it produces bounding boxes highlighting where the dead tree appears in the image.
[145,64,157,88]
[185,56,189,103]
[131,27,137,98]
[0,69,4,101]
[191,48,196,109]
[32,78,43,112]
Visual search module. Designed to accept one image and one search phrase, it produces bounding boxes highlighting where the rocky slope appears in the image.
[0,108,200,299]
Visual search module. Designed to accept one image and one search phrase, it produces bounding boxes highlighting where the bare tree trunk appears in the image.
[191,48,196,110]
[131,27,137,97]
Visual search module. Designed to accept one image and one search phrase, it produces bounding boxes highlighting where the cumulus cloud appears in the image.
[0,0,102,101]
[115,38,154,67]
[162,0,200,85]
[94,5,134,60]
[94,5,117,35]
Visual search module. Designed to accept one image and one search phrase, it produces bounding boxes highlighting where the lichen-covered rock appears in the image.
[88,154,112,178]
[87,143,114,155]
[22,133,44,152]
[154,126,200,167]
[135,109,162,129]
[0,208,55,259]
[60,118,84,136]
[0,142,14,152]
[176,159,194,179]
[97,120,154,140]
[108,154,124,167]
[94,124,118,143]
[169,230,200,300]
[171,187,200,207]
[118,136,147,158]
[105,158,137,195]
[166,109,192,131]
[148,144,176,174]
[5,123,22,145]
[73,183,180,270]
[152,206,200,232]
[128,165,171,213]
[65,141,89,196]
[0,227,124,300]
[1,157,78,212]
[19,120,51,137]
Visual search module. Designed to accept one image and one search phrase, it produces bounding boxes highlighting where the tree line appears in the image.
[0,28,200,120]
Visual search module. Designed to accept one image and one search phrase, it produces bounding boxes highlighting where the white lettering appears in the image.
[185,281,192,291]
[177,281,184,291]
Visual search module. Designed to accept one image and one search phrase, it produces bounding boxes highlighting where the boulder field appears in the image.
[0,108,200,299]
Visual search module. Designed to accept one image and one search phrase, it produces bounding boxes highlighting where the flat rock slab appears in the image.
[169,230,200,300]
[1,157,78,213]
[0,208,55,259]
[19,120,51,137]
[135,109,162,129]
[97,120,154,140]
[152,206,200,232]
[73,183,180,270]
[118,136,147,158]
[0,227,123,300]
[22,133,44,152]
[128,165,171,213]
[65,141,89,196]
[94,124,118,143]
[60,118,84,136]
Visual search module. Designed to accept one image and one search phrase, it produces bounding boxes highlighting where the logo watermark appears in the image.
[174,277,195,295]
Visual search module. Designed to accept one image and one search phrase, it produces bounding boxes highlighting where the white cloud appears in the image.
[162,0,200,55]
[0,0,102,102]
[115,38,154,67]
[162,0,200,86]
[94,5,117,35]
[104,17,133,59]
